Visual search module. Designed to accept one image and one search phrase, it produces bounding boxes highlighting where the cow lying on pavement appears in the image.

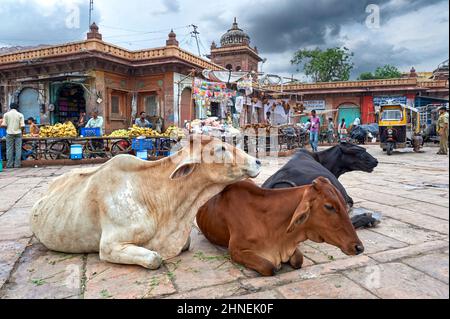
[31,136,261,269]
[263,143,379,208]
[197,177,364,276]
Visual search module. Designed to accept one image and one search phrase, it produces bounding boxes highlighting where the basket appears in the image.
[0,128,6,138]
[132,139,154,151]
[80,128,101,137]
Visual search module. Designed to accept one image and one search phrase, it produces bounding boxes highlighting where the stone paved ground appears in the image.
[0,145,448,299]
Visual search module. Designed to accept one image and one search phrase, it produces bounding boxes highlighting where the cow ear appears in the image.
[287,200,311,233]
[170,159,198,180]
[312,177,331,191]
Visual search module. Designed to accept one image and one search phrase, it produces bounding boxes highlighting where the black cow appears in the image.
[262,143,379,208]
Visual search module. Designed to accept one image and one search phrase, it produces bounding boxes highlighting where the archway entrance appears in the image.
[338,104,361,127]
[19,88,40,122]
[180,88,193,126]
[56,84,86,124]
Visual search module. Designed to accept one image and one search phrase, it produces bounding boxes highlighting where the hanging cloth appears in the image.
[202,70,248,84]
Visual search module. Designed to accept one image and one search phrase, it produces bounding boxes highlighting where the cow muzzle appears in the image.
[245,158,262,178]
[342,242,365,256]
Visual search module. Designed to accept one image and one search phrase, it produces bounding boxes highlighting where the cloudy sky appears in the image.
[0,0,448,80]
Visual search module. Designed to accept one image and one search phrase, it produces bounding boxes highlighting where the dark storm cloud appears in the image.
[0,1,99,46]
[237,0,446,54]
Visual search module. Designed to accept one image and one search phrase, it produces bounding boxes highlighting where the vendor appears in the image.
[27,117,40,137]
[135,112,152,128]
[86,111,105,136]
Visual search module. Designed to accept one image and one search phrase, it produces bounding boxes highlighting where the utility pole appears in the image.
[190,25,201,57]
[89,0,94,27]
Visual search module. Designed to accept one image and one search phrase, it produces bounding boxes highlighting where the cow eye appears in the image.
[324,204,336,213]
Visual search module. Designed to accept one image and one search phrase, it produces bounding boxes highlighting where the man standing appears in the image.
[135,112,152,128]
[2,103,25,168]
[437,106,449,155]
[309,110,321,152]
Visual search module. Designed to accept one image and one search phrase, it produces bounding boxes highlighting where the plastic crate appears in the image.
[132,139,154,151]
[0,128,6,138]
[80,127,101,137]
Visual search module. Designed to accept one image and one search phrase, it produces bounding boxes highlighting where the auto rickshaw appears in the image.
[379,103,422,155]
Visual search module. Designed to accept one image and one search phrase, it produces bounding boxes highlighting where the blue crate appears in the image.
[132,139,154,151]
[0,128,6,138]
[80,127,101,137]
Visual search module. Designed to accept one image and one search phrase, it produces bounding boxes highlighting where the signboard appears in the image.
[303,100,326,111]
[373,96,407,107]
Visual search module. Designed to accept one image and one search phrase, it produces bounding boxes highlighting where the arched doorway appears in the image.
[180,88,193,126]
[19,88,40,122]
[338,104,361,127]
[55,84,86,124]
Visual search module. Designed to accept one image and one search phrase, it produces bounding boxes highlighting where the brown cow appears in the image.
[197,177,364,276]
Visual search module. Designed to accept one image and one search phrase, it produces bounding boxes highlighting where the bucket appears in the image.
[136,151,148,161]
[70,144,83,160]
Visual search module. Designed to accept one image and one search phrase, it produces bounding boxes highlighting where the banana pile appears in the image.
[108,125,185,139]
[128,125,161,138]
[108,129,130,138]
[166,125,185,139]
[39,122,78,138]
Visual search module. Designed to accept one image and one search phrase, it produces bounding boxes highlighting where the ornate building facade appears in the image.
[0,24,223,132]
[209,18,263,73]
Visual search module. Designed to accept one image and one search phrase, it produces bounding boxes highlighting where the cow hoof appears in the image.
[144,252,163,270]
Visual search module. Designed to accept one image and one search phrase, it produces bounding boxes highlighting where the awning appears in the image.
[202,70,248,84]
[16,73,92,84]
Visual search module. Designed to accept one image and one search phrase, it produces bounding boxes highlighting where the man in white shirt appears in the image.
[85,111,105,135]
[353,117,361,127]
[2,103,25,168]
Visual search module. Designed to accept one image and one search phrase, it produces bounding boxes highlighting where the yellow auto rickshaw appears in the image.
[379,103,422,155]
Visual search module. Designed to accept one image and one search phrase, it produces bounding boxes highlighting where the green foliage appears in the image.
[291,47,354,82]
[358,64,402,80]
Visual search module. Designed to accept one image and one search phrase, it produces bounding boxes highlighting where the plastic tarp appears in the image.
[350,124,379,141]
[202,70,248,84]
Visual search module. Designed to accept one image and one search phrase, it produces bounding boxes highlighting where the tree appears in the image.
[291,47,354,82]
[358,65,403,80]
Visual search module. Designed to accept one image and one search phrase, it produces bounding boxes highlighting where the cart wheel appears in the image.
[47,141,70,160]
[111,140,132,157]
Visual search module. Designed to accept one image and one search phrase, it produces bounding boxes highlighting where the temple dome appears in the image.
[220,18,250,47]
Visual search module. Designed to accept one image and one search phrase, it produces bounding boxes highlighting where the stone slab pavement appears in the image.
[0,146,448,299]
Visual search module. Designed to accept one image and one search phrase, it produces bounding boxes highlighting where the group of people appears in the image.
[304,110,357,152]
[0,103,106,169]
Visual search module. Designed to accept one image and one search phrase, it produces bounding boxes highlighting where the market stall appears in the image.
[1,123,185,163]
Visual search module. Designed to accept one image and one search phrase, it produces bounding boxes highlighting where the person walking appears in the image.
[437,106,449,155]
[309,110,321,152]
[1,103,25,169]
[327,117,335,144]
[339,118,348,142]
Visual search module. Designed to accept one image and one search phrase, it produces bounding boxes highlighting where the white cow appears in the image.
[31,136,261,269]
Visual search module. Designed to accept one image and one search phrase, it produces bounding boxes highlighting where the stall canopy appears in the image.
[202,70,248,84]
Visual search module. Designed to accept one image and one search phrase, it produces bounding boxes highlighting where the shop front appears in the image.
[338,104,361,126]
